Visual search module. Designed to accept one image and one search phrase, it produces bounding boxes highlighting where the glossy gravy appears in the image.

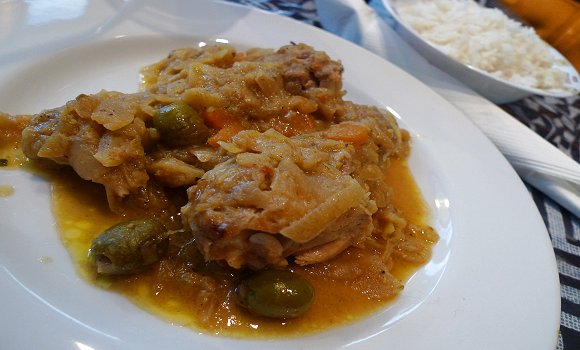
[49,157,433,337]
[1,114,436,338]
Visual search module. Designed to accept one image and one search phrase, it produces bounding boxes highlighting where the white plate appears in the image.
[383,0,580,103]
[0,1,560,349]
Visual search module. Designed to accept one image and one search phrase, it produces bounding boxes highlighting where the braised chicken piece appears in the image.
[141,43,346,122]
[21,92,188,222]
[20,42,417,271]
[182,128,379,269]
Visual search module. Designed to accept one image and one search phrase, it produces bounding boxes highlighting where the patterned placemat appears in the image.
[515,95,580,349]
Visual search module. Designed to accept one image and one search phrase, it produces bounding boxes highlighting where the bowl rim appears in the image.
[382,0,580,99]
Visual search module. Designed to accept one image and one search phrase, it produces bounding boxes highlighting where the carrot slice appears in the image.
[202,107,238,129]
[322,123,369,145]
[207,125,244,147]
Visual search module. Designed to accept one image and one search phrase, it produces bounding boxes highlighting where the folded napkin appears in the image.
[315,0,580,217]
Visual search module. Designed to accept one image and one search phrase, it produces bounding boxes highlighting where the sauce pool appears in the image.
[48,156,434,338]
[0,112,436,338]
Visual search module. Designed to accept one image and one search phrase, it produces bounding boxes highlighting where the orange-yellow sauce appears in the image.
[46,157,433,338]
[0,113,29,169]
[0,114,435,338]
[0,185,15,197]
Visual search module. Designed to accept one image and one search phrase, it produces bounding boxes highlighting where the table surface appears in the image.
[226,0,580,349]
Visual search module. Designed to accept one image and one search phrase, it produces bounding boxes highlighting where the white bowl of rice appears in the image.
[383,0,580,103]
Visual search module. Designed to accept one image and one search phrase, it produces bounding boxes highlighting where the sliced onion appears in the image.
[280,178,368,243]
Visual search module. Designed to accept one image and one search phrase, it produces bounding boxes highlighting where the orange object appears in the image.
[202,107,245,147]
[202,107,238,130]
[498,0,580,71]
[207,125,243,147]
[322,123,369,145]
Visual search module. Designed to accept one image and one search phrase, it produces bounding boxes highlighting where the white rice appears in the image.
[394,0,566,90]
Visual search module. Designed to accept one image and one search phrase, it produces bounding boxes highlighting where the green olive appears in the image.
[235,269,314,319]
[89,218,169,275]
[153,101,210,147]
